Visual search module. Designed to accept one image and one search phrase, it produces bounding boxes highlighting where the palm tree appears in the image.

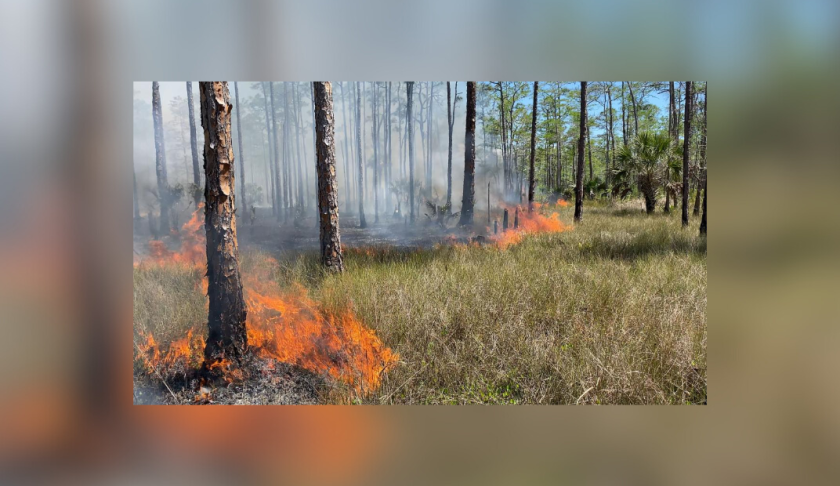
[614,131,674,214]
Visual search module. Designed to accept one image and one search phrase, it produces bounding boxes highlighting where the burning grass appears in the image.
[134,199,706,404]
[133,206,398,403]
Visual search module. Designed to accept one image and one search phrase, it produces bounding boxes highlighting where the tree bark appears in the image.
[628,82,639,137]
[574,82,587,222]
[261,83,277,215]
[607,83,613,193]
[372,83,380,223]
[458,82,477,226]
[427,82,434,199]
[682,81,693,227]
[152,82,171,233]
[355,82,367,227]
[665,81,674,213]
[694,84,706,217]
[198,81,248,364]
[313,82,344,272]
[446,82,454,206]
[269,83,283,222]
[528,81,538,211]
[133,167,140,220]
[699,176,707,235]
[406,82,416,223]
[187,82,202,207]
[621,82,627,147]
[234,82,248,219]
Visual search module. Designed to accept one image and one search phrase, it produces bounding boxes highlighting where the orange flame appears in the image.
[556,199,570,208]
[136,205,398,396]
[490,205,570,249]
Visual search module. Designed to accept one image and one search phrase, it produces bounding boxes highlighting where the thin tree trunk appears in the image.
[682,81,693,227]
[313,82,344,272]
[234,82,248,218]
[269,83,283,222]
[446,81,454,206]
[292,83,305,210]
[427,82,434,199]
[133,167,140,220]
[607,83,613,193]
[386,82,393,213]
[373,82,380,223]
[198,81,248,364]
[152,82,171,233]
[694,84,706,217]
[340,82,352,212]
[628,82,639,136]
[665,81,674,213]
[261,83,277,215]
[574,82,587,222]
[355,82,367,227]
[406,82,416,223]
[528,81,538,211]
[621,82,627,147]
[282,83,292,221]
[699,176,707,235]
[187,82,202,207]
[459,82,477,226]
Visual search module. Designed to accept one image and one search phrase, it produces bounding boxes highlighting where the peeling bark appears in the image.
[199,81,248,364]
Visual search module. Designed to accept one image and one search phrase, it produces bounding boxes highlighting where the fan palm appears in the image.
[613,132,674,214]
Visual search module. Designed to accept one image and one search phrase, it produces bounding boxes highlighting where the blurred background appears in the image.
[1,0,838,484]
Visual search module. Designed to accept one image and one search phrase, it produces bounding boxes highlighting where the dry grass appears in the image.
[133,199,706,404]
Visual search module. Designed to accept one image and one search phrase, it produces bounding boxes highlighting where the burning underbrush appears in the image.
[488,202,571,249]
[134,207,398,403]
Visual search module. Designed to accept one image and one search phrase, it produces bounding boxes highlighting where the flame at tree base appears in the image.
[489,203,571,249]
[135,206,398,397]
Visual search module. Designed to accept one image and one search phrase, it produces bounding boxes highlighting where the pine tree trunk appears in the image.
[133,167,140,220]
[665,81,674,213]
[621,82,627,147]
[386,82,393,214]
[628,82,639,136]
[528,81,538,211]
[607,83,613,194]
[682,81,693,227]
[269,83,283,222]
[406,82,415,223]
[355,82,367,227]
[372,83,380,223]
[313,82,344,272]
[458,82,477,226]
[446,82,454,207]
[427,82,434,199]
[187,82,202,207]
[198,81,248,364]
[694,85,706,217]
[292,83,305,210]
[152,82,171,233]
[261,83,277,215]
[574,82,587,222]
[699,177,707,235]
[234,82,248,218]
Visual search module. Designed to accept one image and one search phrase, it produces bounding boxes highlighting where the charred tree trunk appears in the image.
[234,82,248,219]
[355,82,367,228]
[458,82,477,226]
[152,82,171,233]
[682,81,693,227]
[313,82,344,272]
[503,209,509,231]
[528,81,538,211]
[187,82,202,207]
[406,82,416,223]
[574,82,587,222]
[198,81,248,364]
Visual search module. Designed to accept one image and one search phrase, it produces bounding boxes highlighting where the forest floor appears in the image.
[133,199,706,405]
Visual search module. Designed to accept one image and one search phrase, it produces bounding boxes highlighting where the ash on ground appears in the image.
[133,358,325,405]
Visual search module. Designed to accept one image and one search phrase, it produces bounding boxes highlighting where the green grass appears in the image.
[134,200,707,404]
